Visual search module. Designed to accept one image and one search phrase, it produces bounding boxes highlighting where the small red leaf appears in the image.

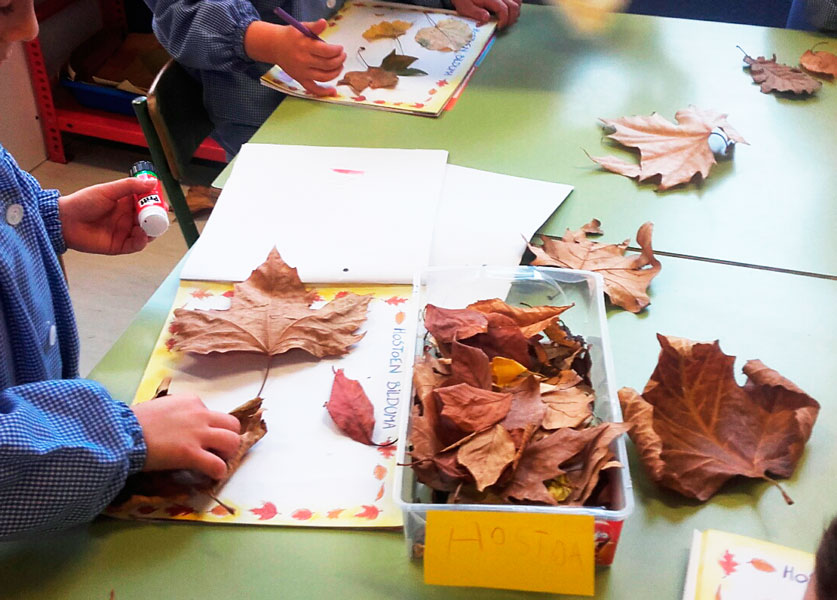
[385,296,407,305]
[355,505,380,520]
[719,550,738,577]
[375,483,385,500]
[327,508,345,519]
[250,501,278,520]
[222,290,234,298]
[292,508,313,520]
[395,311,405,324]
[191,289,211,299]
[211,504,231,516]
[377,444,397,459]
[327,369,376,445]
[373,465,388,480]
[334,291,350,299]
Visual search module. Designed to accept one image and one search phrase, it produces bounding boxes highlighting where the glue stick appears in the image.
[129,160,169,237]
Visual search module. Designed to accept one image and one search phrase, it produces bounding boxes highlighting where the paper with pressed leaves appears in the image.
[107,280,415,527]
[260,0,496,116]
[181,144,572,283]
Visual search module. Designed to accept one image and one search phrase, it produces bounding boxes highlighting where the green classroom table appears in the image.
[3,6,836,599]
[225,8,837,278]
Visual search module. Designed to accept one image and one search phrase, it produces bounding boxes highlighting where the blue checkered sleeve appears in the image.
[0,380,147,540]
[1,144,148,539]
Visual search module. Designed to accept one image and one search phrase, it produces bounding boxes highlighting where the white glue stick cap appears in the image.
[139,205,170,237]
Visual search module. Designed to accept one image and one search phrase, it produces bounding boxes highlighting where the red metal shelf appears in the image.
[26,0,226,165]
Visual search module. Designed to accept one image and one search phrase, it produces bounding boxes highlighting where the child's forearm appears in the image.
[0,380,146,540]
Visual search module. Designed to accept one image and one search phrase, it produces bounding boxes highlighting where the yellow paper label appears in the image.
[424,511,595,596]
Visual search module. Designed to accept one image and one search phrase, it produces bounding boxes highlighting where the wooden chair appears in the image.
[132,59,216,247]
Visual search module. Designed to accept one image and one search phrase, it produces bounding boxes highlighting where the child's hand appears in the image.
[244,20,346,96]
[451,0,521,28]
[131,394,242,480]
[58,177,157,255]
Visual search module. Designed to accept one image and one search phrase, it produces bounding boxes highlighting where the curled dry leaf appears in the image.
[170,248,372,358]
[742,51,821,94]
[528,220,661,313]
[588,106,748,190]
[618,334,820,504]
[112,396,267,510]
[800,47,837,78]
[327,368,376,445]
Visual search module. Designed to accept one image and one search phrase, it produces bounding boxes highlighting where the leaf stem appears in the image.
[735,45,750,59]
[207,492,236,515]
[763,475,794,505]
[256,355,272,398]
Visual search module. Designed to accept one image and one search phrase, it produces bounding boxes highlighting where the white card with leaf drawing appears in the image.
[261,0,496,115]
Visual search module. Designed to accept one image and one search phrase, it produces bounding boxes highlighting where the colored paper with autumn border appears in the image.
[107,281,415,527]
[260,0,496,116]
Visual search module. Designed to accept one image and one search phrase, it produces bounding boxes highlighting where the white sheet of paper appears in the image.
[181,145,572,284]
[430,165,572,268]
[181,143,448,283]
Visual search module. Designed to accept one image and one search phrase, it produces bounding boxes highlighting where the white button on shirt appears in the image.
[5,203,23,226]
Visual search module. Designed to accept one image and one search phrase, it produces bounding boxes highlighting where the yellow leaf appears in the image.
[491,356,530,387]
[362,20,412,41]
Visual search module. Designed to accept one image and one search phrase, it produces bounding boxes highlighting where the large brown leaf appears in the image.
[540,370,594,430]
[171,248,372,358]
[618,335,820,503]
[588,106,748,190]
[743,52,822,94]
[529,220,661,313]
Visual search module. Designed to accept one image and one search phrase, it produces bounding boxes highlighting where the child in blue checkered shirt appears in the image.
[144,0,521,156]
[0,0,242,540]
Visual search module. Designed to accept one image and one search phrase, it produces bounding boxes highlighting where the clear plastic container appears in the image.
[394,266,634,566]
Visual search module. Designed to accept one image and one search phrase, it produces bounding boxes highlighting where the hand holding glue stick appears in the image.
[130,161,170,238]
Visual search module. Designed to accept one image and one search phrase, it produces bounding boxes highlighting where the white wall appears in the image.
[0,43,45,170]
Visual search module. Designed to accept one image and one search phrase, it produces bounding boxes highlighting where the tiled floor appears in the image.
[31,135,223,375]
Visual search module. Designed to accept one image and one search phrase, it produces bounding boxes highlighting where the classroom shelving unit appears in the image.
[24,0,225,163]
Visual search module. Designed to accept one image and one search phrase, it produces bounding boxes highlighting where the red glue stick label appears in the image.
[132,171,170,237]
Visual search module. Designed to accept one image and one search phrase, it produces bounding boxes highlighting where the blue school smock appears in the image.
[0,144,146,539]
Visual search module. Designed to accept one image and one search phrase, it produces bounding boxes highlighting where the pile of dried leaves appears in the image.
[407,298,630,507]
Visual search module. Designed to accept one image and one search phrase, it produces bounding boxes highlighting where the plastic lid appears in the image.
[139,204,169,237]
[130,160,157,178]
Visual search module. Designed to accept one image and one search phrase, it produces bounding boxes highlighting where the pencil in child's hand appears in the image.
[272,6,326,42]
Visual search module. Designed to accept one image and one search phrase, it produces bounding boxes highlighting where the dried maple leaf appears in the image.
[337,67,398,95]
[424,304,488,343]
[502,425,603,504]
[618,335,820,504]
[800,46,837,78]
[529,220,661,313]
[467,298,573,338]
[171,248,372,358]
[327,368,376,445]
[415,19,473,53]
[362,20,412,41]
[437,383,513,432]
[588,106,748,190]
[741,50,821,95]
